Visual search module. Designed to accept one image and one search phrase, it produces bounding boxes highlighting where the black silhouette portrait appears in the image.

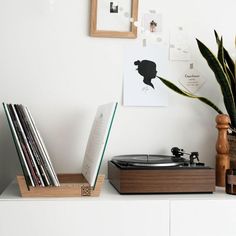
[134,60,157,89]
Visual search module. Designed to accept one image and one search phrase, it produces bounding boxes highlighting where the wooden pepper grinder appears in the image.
[215,114,230,187]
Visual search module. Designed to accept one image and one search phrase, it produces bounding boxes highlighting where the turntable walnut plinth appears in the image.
[108,161,215,194]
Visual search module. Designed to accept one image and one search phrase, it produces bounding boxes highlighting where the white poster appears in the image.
[123,45,169,107]
[169,26,191,61]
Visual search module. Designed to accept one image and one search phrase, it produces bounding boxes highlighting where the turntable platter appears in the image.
[112,154,188,167]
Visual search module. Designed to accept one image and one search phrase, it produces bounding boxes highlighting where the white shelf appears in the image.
[0,179,234,201]
[1,180,236,236]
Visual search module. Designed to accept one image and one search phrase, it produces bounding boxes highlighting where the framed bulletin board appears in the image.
[90,0,139,38]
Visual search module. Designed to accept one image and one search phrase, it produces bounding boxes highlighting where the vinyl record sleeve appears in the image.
[82,102,117,188]
[15,104,51,186]
[2,103,35,187]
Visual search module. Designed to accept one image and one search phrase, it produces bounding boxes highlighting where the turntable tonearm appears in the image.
[108,147,215,194]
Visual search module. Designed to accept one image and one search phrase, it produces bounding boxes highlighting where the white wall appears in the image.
[0,0,235,192]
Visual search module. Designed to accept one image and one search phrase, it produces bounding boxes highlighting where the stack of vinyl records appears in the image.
[3,103,60,187]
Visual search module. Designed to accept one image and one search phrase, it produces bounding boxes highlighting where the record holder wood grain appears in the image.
[17,174,104,197]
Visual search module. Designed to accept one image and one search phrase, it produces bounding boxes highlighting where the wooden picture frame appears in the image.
[90,0,139,38]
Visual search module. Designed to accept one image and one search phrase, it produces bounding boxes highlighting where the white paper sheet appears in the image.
[178,63,205,93]
[82,102,117,187]
[169,26,191,61]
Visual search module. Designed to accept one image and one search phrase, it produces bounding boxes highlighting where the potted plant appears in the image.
[158,31,236,185]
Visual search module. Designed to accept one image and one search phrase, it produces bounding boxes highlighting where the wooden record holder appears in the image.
[17,174,105,197]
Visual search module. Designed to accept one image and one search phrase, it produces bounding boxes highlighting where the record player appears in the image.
[108,147,215,194]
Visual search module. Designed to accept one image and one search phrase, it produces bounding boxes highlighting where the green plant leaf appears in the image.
[196,38,236,127]
[224,49,235,79]
[217,37,227,75]
[226,65,236,103]
[214,30,235,77]
[214,31,236,121]
[217,37,236,103]
[158,76,223,114]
